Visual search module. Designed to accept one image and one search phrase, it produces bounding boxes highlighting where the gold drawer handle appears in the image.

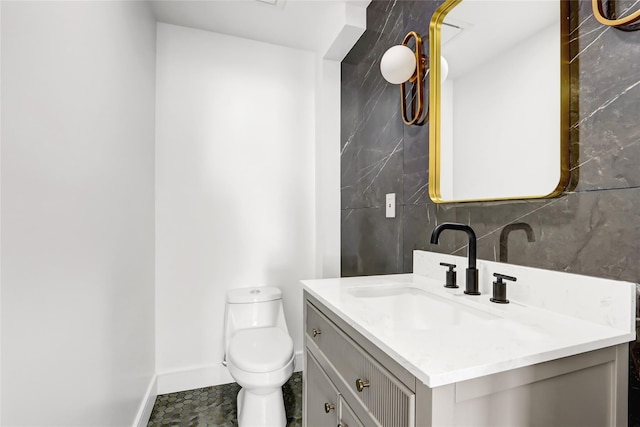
[338,424,349,427]
[324,402,335,413]
[312,328,322,337]
[355,378,370,392]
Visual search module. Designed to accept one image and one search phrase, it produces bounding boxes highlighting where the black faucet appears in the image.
[430,223,480,295]
[499,222,535,263]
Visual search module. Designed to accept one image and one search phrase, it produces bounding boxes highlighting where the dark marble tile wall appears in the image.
[342,0,441,276]
[341,0,640,288]
[341,0,640,423]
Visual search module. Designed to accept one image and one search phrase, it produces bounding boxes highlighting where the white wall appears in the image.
[314,57,341,279]
[1,2,156,425]
[440,78,455,199]
[440,22,560,201]
[0,4,4,423]
[155,23,317,392]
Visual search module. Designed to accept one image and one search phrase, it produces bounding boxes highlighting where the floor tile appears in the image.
[148,372,302,427]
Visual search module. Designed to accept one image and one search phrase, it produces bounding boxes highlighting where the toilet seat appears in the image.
[228,327,293,373]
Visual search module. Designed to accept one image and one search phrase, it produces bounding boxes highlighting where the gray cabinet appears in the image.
[305,296,415,427]
[305,351,339,427]
[339,396,364,427]
[305,350,365,427]
[304,291,629,427]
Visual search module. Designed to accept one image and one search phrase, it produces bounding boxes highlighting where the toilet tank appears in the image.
[224,287,289,355]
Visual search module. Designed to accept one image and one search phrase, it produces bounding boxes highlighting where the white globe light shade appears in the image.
[440,56,449,82]
[380,45,416,84]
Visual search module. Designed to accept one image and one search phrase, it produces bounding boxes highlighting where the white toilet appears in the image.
[224,286,294,427]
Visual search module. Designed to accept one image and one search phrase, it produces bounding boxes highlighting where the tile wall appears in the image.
[341,0,640,423]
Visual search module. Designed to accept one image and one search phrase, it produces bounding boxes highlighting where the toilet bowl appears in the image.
[224,287,294,427]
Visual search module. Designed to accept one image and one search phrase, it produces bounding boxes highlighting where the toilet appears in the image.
[224,286,294,427]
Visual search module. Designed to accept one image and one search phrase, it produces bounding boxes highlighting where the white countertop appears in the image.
[301,251,637,388]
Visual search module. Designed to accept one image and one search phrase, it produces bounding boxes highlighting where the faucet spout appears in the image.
[430,223,477,269]
[430,222,480,295]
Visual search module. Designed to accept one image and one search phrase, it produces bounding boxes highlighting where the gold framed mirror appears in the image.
[428,0,570,203]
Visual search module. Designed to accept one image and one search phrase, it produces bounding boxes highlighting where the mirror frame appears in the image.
[428,0,571,203]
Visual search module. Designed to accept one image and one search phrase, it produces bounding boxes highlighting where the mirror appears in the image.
[428,0,570,203]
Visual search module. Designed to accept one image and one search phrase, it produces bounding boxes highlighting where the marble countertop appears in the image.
[301,251,637,388]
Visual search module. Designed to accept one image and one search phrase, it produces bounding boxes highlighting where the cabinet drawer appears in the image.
[307,302,415,427]
[306,352,340,427]
[340,396,364,427]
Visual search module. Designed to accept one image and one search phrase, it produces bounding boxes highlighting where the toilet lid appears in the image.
[228,327,293,373]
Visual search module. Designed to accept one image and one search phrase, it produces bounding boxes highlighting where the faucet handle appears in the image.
[493,272,517,282]
[491,273,517,304]
[439,263,458,288]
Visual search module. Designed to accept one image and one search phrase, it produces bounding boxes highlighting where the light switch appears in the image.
[386,193,396,218]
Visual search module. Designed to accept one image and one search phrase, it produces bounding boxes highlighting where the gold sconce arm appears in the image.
[399,31,427,126]
[592,0,640,29]
[380,31,428,126]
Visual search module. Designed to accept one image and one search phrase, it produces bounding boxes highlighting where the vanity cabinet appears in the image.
[303,291,629,427]
[338,396,364,427]
[306,351,364,427]
[304,296,415,426]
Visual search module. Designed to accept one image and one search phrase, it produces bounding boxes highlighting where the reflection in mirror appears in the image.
[499,222,535,263]
[429,0,570,203]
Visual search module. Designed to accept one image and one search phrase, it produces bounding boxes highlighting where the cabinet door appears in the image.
[306,352,339,427]
[307,302,415,426]
[339,396,364,427]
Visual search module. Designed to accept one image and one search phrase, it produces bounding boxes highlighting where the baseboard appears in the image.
[133,374,157,427]
[156,351,304,395]
[294,350,303,374]
[157,364,234,395]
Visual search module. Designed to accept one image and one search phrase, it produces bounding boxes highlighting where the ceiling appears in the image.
[149,0,369,55]
[442,1,558,79]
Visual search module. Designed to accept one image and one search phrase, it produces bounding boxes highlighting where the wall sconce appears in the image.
[592,0,640,30]
[381,31,426,126]
[380,31,449,126]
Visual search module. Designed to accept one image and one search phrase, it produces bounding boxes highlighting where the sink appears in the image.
[346,284,497,331]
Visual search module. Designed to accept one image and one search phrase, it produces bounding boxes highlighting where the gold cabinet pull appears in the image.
[312,328,322,337]
[355,378,370,392]
[324,402,335,413]
[338,423,349,427]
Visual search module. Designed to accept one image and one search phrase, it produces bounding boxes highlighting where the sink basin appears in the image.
[346,284,497,331]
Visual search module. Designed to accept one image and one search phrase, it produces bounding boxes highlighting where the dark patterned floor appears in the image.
[148,372,302,427]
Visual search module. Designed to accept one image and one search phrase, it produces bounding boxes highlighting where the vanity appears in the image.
[301,250,637,426]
